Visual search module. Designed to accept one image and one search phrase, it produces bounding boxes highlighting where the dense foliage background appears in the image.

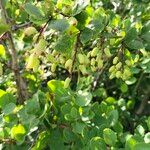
[0,0,150,149]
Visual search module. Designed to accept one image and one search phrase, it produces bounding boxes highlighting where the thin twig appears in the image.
[133,72,144,96]
[35,17,52,43]
[70,33,80,79]
[136,95,148,115]
[92,59,110,91]
[0,0,28,104]
[0,138,16,144]
[12,22,32,31]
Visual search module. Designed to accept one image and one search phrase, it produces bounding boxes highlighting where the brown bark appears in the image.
[0,0,28,104]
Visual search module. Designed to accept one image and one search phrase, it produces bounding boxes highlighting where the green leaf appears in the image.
[144,132,150,143]
[133,143,150,150]
[91,8,107,34]
[11,124,26,143]
[147,117,150,130]
[70,107,78,118]
[0,90,16,109]
[125,135,144,150]
[125,77,137,85]
[90,137,107,150]
[24,3,44,19]
[80,27,93,44]
[141,32,150,42]
[120,83,128,93]
[48,19,69,31]
[135,125,145,136]
[72,122,86,135]
[0,44,6,57]
[47,80,69,103]
[113,122,123,134]
[75,90,92,106]
[125,39,144,50]
[103,128,117,146]
[0,22,10,35]
[108,110,118,126]
[63,128,76,143]
[124,27,138,42]
[2,103,16,115]
[72,0,90,16]
[32,131,50,150]
[54,34,75,53]
[105,97,116,105]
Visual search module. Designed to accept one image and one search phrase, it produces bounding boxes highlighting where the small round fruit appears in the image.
[104,48,111,57]
[79,65,87,75]
[91,58,96,66]
[113,57,119,65]
[91,47,99,57]
[51,63,57,72]
[109,66,116,72]
[65,59,73,69]
[24,27,37,36]
[97,59,103,69]
[116,62,122,70]
[78,53,85,64]
[125,60,132,66]
[64,77,71,88]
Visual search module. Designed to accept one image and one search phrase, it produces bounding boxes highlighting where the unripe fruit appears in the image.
[69,17,78,26]
[134,54,139,63]
[123,68,131,77]
[47,54,55,63]
[51,63,57,72]
[65,59,73,69]
[79,65,87,75]
[98,59,103,69]
[109,73,115,79]
[116,71,122,78]
[96,53,102,62]
[109,66,115,72]
[24,27,37,36]
[113,57,119,64]
[26,53,39,72]
[84,55,90,64]
[91,47,99,57]
[78,53,85,64]
[15,9,20,16]
[91,58,96,66]
[34,39,47,55]
[62,6,72,15]
[59,55,66,64]
[116,62,122,70]
[91,66,97,72]
[87,51,91,58]
[52,50,58,56]
[125,60,132,66]
[104,48,111,57]
[64,77,71,88]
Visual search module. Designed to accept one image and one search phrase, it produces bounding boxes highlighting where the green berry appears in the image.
[113,57,119,65]
[64,77,71,88]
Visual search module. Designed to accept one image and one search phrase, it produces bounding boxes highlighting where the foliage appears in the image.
[0,0,150,149]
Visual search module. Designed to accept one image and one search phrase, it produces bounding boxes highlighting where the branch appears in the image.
[12,22,32,31]
[70,33,80,79]
[0,0,28,104]
[133,72,144,96]
[0,138,16,144]
[136,95,149,115]
[92,59,110,91]
[35,17,52,43]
